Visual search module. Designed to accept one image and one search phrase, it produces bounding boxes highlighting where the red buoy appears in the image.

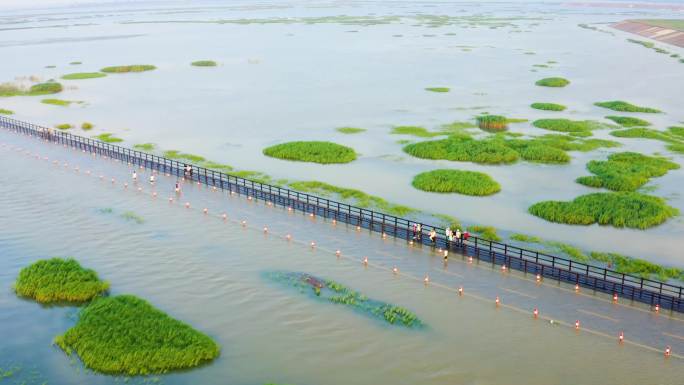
[575,320,580,330]
[665,346,671,357]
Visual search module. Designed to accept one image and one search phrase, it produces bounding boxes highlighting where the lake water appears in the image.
[1,124,684,384]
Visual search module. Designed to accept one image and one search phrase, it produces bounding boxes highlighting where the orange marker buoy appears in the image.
[409,240,414,245]
[212,186,217,191]
[309,213,314,218]
[241,220,247,226]
[185,202,190,208]
[310,241,316,248]
[613,293,618,303]
[382,233,387,239]
[248,196,253,200]
[654,304,660,313]
[288,207,293,211]
[222,213,227,220]
[392,266,398,274]
[574,284,580,292]
[285,234,291,240]
[575,320,580,330]
[356,226,361,231]
[336,250,341,257]
[533,308,539,318]
[665,346,671,357]
[536,274,541,282]
[363,256,368,265]
[458,286,463,296]
[203,208,208,214]
[424,274,429,284]
[501,265,507,272]
[618,331,624,343]
[468,256,473,264]
[495,296,500,306]
[263,226,268,233]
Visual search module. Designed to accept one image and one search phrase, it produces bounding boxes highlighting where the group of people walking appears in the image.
[411,223,469,249]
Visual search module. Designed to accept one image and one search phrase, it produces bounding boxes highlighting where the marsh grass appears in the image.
[1,82,63,97]
[94,133,123,143]
[336,127,366,134]
[41,98,73,106]
[528,192,678,229]
[510,233,542,243]
[535,77,569,87]
[0,108,13,115]
[163,150,206,162]
[605,116,651,127]
[14,258,109,303]
[289,181,415,216]
[532,119,609,135]
[476,115,508,130]
[667,126,684,138]
[263,141,356,164]
[61,72,106,80]
[425,87,450,92]
[412,169,500,196]
[134,143,156,151]
[531,102,566,111]
[100,65,156,73]
[54,295,220,375]
[594,101,661,113]
[120,211,144,224]
[391,126,443,137]
[590,252,682,281]
[81,122,93,130]
[467,225,501,241]
[56,123,72,130]
[576,152,679,191]
[434,214,462,230]
[610,127,678,144]
[191,60,217,67]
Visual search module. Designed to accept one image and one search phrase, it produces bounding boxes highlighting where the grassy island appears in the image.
[528,192,678,229]
[14,258,109,303]
[412,169,501,196]
[425,87,450,93]
[54,295,220,375]
[134,143,156,151]
[1,82,63,97]
[191,60,217,67]
[336,126,366,134]
[61,72,107,80]
[576,152,679,191]
[100,65,156,73]
[56,123,72,130]
[531,102,566,111]
[0,108,13,115]
[467,225,501,241]
[476,115,508,130]
[263,141,356,164]
[41,99,73,107]
[266,271,423,328]
[605,116,651,127]
[81,122,94,130]
[532,119,606,135]
[594,101,661,113]
[535,77,570,87]
[94,133,123,143]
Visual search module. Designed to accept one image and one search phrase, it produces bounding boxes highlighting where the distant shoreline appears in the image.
[612,19,684,48]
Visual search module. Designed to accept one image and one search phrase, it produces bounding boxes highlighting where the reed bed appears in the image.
[535,77,569,87]
[14,258,109,303]
[411,169,501,196]
[61,72,107,80]
[467,225,501,241]
[54,295,220,375]
[476,115,508,130]
[576,152,679,191]
[263,141,357,164]
[94,133,123,143]
[0,108,13,115]
[100,65,156,73]
[191,60,217,67]
[528,192,678,229]
[1,82,63,97]
[532,119,607,135]
[594,100,661,113]
[605,116,651,127]
[336,127,366,134]
[530,102,566,111]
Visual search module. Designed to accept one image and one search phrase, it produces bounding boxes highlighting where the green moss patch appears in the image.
[535,77,569,87]
[594,101,661,113]
[667,126,684,138]
[56,123,72,130]
[1,82,63,97]
[467,225,501,241]
[191,60,217,67]
[576,152,679,191]
[531,102,566,111]
[528,192,678,229]
[533,119,609,135]
[100,65,156,73]
[605,116,651,127]
[610,127,678,143]
[391,126,442,137]
[14,258,109,303]
[425,87,450,93]
[54,295,220,375]
[0,108,13,115]
[134,143,156,151]
[41,98,73,106]
[163,150,206,162]
[476,115,508,130]
[61,72,106,80]
[590,252,682,282]
[94,133,123,143]
[265,271,423,328]
[412,169,500,196]
[336,127,366,134]
[81,122,94,130]
[263,141,356,164]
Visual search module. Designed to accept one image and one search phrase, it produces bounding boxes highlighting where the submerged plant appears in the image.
[0,108,13,115]
[14,258,109,303]
[576,152,679,191]
[120,211,145,224]
[191,60,217,67]
[54,295,220,375]
[425,87,450,93]
[411,169,501,196]
[263,141,357,164]
[336,127,366,134]
[134,143,156,151]
[467,225,501,241]
[41,98,73,106]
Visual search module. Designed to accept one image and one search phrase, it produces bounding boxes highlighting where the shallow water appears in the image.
[1,128,683,384]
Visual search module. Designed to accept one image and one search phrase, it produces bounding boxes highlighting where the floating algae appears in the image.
[265,271,423,328]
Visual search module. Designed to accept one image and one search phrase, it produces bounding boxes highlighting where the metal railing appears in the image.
[1,115,682,312]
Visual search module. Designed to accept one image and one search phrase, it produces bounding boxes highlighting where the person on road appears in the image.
[429,229,436,244]
[455,228,462,247]
[175,180,181,194]
[132,171,137,180]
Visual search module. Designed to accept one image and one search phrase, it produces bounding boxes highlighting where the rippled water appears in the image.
[1,128,683,384]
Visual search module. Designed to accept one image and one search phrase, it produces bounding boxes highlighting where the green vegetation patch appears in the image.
[476,115,508,130]
[81,122,93,130]
[54,295,220,375]
[533,119,608,135]
[265,271,423,328]
[263,141,356,164]
[425,87,450,93]
[667,126,684,138]
[163,150,206,162]
[576,152,679,191]
[41,98,73,106]
[14,258,109,303]
[191,60,217,67]
[289,181,415,216]
[528,192,678,229]
[61,72,106,80]
[535,77,570,87]
[134,143,156,151]
[94,133,123,143]
[510,233,542,243]
[336,127,366,134]
[605,116,651,127]
[594,100,661,113]
[590,252,682,282]
[1,82,63,97]
[0,108,13,115]
[411,169,500,196]
[56,123,72,130]
[100,65,156,73]
[467,225,501,241]
[120,211,144,224]
[391,126,441,137]
[531,102,566,111]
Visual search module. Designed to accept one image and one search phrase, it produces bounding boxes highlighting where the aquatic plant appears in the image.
[263,141,357,164]
[41,98,72,106]
[61,72,107,80]
[576,152,679,191]
[403,134,519,165]
[391,126,444,138]
[55,123,72,130]
[81,122,93,130]
[594,101,661,113]
[289,181,415,216]
[467,225,501,241]
[336,127,366,134]
[667,143,684,154]
[530,102,566,111]
[610,127,678,143]
[667,126,684,138]
[627,39,654,49]
[535,77,569,87]
[0,108,13,115]
[605,116,651,127]
[94,133,123,143]
[528,192,678,229]
[425,87,450,93]
[434,213,462,230]
[14,258,109,303]
[191,60,217,67]
[441,121,477,131]
[28,82,63,95]
[100,65,156,73]
[503,138,570,163]
[589,252,682,282]
[134,143,156,151]
[476,115,508,130]
[265,271,423,328]
[411,169,500,196]
[120,211,145,224]
[547,242,589,262]
[509,233,542,243]
[54,295,220,375]
[163,150,206,162]
[70,61,82,65]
